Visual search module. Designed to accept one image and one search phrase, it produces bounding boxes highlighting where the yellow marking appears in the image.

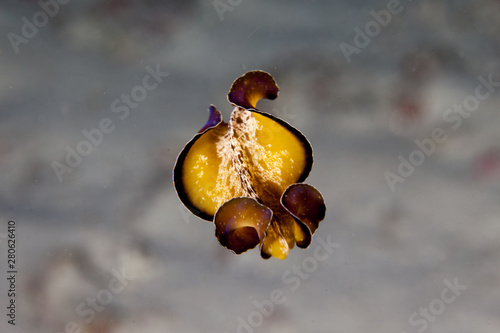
[181,108,309,222]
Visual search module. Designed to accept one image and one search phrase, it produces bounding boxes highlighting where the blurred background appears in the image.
[0,0,499,332]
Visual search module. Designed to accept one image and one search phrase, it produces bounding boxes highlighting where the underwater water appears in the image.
[0,0,499,332]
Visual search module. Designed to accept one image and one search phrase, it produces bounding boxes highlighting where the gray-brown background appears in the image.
[0,0,499,332]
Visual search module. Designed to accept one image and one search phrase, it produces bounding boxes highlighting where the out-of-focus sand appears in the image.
[0,1,499,332]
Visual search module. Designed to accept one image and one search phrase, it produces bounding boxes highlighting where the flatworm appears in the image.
[173,71,325,259]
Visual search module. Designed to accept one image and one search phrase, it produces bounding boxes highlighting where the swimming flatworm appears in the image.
[173,71,325,259]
